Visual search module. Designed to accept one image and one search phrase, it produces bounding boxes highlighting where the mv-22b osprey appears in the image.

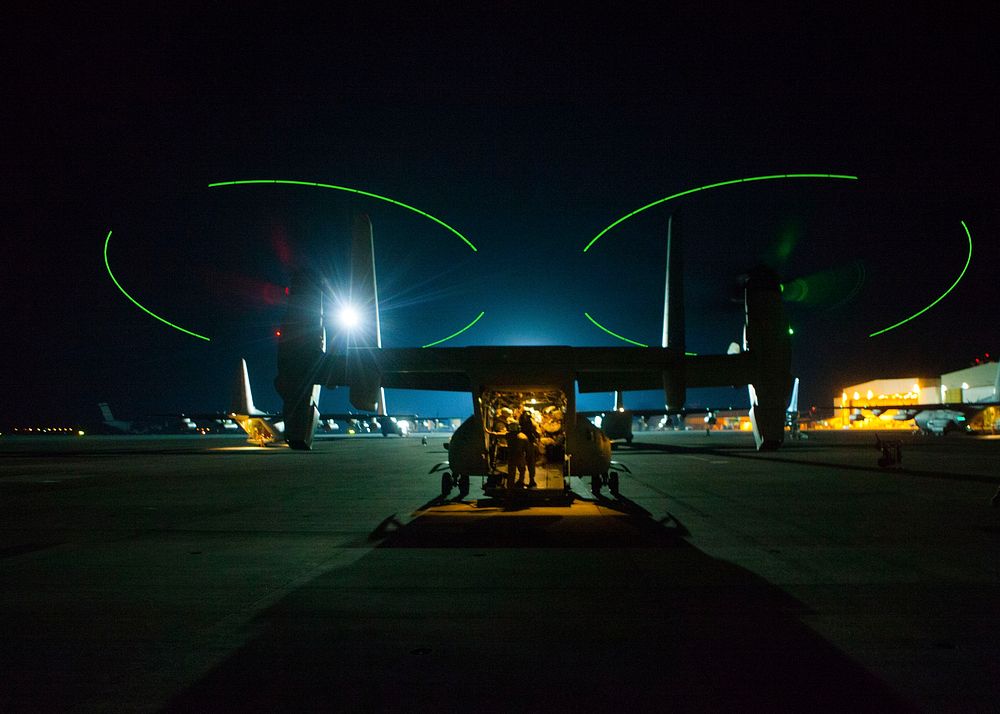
[273,214,792,498]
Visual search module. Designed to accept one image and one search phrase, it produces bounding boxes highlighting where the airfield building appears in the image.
[831,361,1000,431]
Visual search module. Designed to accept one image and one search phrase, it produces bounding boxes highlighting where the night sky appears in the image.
[4,4,998,428]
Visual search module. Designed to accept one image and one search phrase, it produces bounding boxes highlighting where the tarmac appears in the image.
[1,430,998,712]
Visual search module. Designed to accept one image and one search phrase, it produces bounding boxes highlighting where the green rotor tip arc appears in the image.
[584,312,649,347]
[583,173,858,252]
[421,311,485,348]
[208,180,477,252]
[868,220,972,337]
[583,312,697,354]
[103,230,211,341]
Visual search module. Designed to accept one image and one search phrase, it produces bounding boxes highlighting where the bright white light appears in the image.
[338,305,361,330]
[961,382,970,390]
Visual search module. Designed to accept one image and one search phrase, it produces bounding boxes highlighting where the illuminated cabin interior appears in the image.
[483,388,567,489]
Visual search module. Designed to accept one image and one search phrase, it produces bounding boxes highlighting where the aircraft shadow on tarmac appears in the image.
[370,492,690,548]
[165,492,916,713]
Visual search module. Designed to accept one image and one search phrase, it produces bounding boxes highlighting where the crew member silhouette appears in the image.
[519,409,541,488]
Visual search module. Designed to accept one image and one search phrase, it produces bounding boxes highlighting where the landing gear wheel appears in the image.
[609,471,620,497]
[441,472,453,497]
[458,473,470,498]
[591,474,603,497]
[625,435,633,445]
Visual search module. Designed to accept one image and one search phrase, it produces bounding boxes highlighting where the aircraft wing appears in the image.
[318,412,420,421]
[325,347,756,395]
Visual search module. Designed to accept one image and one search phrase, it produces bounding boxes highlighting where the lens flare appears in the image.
[337,305,361,330]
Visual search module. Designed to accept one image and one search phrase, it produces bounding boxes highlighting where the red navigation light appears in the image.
[275,330,281,337]
[284,286,290,296]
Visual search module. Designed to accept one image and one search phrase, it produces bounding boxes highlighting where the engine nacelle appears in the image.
[566,415,612,476]
[662,368,686,413]
[275,270,327,450]
[447,416,489,475]
[743,266,792,451]
[346,350,381,412]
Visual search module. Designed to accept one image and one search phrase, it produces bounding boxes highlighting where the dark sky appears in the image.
[3,4,998,427]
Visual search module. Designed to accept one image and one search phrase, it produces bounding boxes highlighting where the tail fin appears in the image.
[98,402,114,422]
[350,213,383,349]
[345,213,383,412]
[787,377,800,414]
[661,214,685,352]
[233,359,264,416]
[661,214,686,410]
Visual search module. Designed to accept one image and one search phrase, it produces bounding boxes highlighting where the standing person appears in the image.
[519,409,541,488]
[505,417,526,488]
[487,411,509,473]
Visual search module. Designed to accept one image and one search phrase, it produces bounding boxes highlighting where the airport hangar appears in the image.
[828,360,1000,432]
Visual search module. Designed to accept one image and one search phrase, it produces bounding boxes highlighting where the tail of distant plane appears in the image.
[233,359,266,417]
[97,402,133,433]
[98,402,115,422]
[787,377,800,415]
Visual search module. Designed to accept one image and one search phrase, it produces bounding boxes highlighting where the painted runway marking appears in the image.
[677,455,730,464]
